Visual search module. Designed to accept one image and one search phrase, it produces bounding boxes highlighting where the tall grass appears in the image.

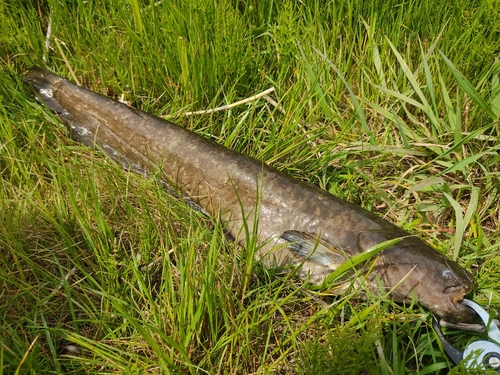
[1,0,500,373]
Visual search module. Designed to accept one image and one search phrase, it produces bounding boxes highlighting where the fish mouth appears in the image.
[443,288,478,323]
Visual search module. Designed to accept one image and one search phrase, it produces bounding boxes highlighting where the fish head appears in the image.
[375,237,478,323]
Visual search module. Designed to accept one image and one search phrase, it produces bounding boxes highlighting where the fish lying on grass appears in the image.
[23,67,477,323]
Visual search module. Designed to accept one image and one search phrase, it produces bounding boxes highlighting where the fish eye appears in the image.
[442,269,455,283]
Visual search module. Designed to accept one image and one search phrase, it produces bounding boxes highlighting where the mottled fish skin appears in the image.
[23,67,477,323]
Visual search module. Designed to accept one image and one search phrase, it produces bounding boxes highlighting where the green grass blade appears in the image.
[128,0,144,34]
[387,38,439,128]
[440,51,497,120]
[439,151,491,175]
[442,192,465,260]
[325,237,404,285]
[297,43,334,120]
[491,62,500,118]
[313,47,376,145]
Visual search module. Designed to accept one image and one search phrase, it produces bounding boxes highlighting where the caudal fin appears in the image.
[23,67,99,148]
[23,67,68,114]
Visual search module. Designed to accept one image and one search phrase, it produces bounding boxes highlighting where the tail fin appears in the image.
[23,68,68,114]
[23,67,99,148]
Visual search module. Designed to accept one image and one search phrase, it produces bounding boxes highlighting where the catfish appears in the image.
[23,67,477,323]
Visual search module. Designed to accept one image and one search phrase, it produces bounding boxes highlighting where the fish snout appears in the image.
[443,286,479,323]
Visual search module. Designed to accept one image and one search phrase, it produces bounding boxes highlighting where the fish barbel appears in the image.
[23,67,477,323]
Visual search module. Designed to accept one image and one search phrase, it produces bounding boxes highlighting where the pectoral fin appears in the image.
[280,230,347,269]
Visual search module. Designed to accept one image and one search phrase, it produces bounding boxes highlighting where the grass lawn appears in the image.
[1,0,500,373]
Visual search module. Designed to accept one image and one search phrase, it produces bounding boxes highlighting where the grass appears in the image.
[1,0,500,373]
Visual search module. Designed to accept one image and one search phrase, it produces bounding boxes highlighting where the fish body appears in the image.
[23,67,477,323]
